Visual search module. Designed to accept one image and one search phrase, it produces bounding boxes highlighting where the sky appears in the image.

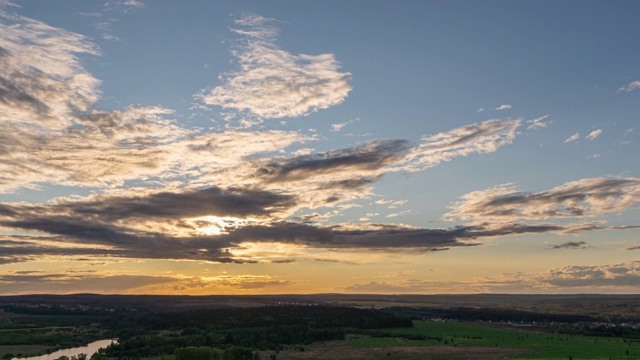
[0,0,639,295]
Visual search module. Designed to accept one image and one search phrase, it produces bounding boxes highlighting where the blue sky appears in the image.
[0,0,639,294]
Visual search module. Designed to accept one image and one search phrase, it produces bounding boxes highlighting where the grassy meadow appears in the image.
[347,321,640,360]
[276,321,640,360]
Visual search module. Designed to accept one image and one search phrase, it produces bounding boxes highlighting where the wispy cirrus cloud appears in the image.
[399,119,521,172]
[330,118,358,132]
[526,115,550,130]
[105,0,144,10]
[90,1,145,41]
[0,10,100,130]
[196,15,352,126]
[617,80,640,92]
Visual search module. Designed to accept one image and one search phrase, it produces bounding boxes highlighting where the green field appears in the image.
[349,321,640,359]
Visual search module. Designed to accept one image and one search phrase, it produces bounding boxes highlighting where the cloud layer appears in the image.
[2,4,638,296]
[345,261,640,294]
[0,12,528,267]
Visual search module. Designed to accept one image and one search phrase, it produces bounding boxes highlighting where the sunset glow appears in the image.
[0,0,639,295]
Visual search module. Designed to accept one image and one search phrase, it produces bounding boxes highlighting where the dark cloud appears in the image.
[0,198,623,265]
[0,186,295,227]
[201,222,486,251]
[625,246,640,251]
[3,216,145,246]
[257,140,409,183]
[549,241,589,249]
[0,239,128,265]
[448,177,640,222]
[67,186,296,220]
[270,259,295,264]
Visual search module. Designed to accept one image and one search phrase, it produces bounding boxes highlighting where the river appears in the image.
[13,339,117,360]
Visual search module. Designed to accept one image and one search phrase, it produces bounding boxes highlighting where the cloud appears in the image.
[0,270,298,295]
[446,177,640,222]
[257,140,410,184]
[331,122,349,132]
[229,119,521,213]
[0,8,543,268]
[92,1,144,40]
[0,1,18,8]
[0,106,198,192]
[242,261,640,294]
[564,133,580,143]
[495,104,512,110]
[386,210,411,218]
[95,20,120,41]
[0,11,100,130]
[586,129,603,141]
[548,241,589,249]
[399,119,521,172]
[484,261,640,292]
[0,202,489,262]
[0,198,631,265]
[104,0,145,11]
[0,273,174,295]
[0,186,297,248]
[540,262,640,288]
[0,236,127,265]
[197,15,352,126]
[477,107,484,112]
[207,222,484,251]
[23,186,294,220]
[0,116,528,265]
[526,115,550,130]
[330,118,358,132]
[0,45,310,194]
[618,80,640,92]
[345,261,640,294]
[1,10,297,193]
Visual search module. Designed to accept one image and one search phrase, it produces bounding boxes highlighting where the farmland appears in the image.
[277,321,640,360]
